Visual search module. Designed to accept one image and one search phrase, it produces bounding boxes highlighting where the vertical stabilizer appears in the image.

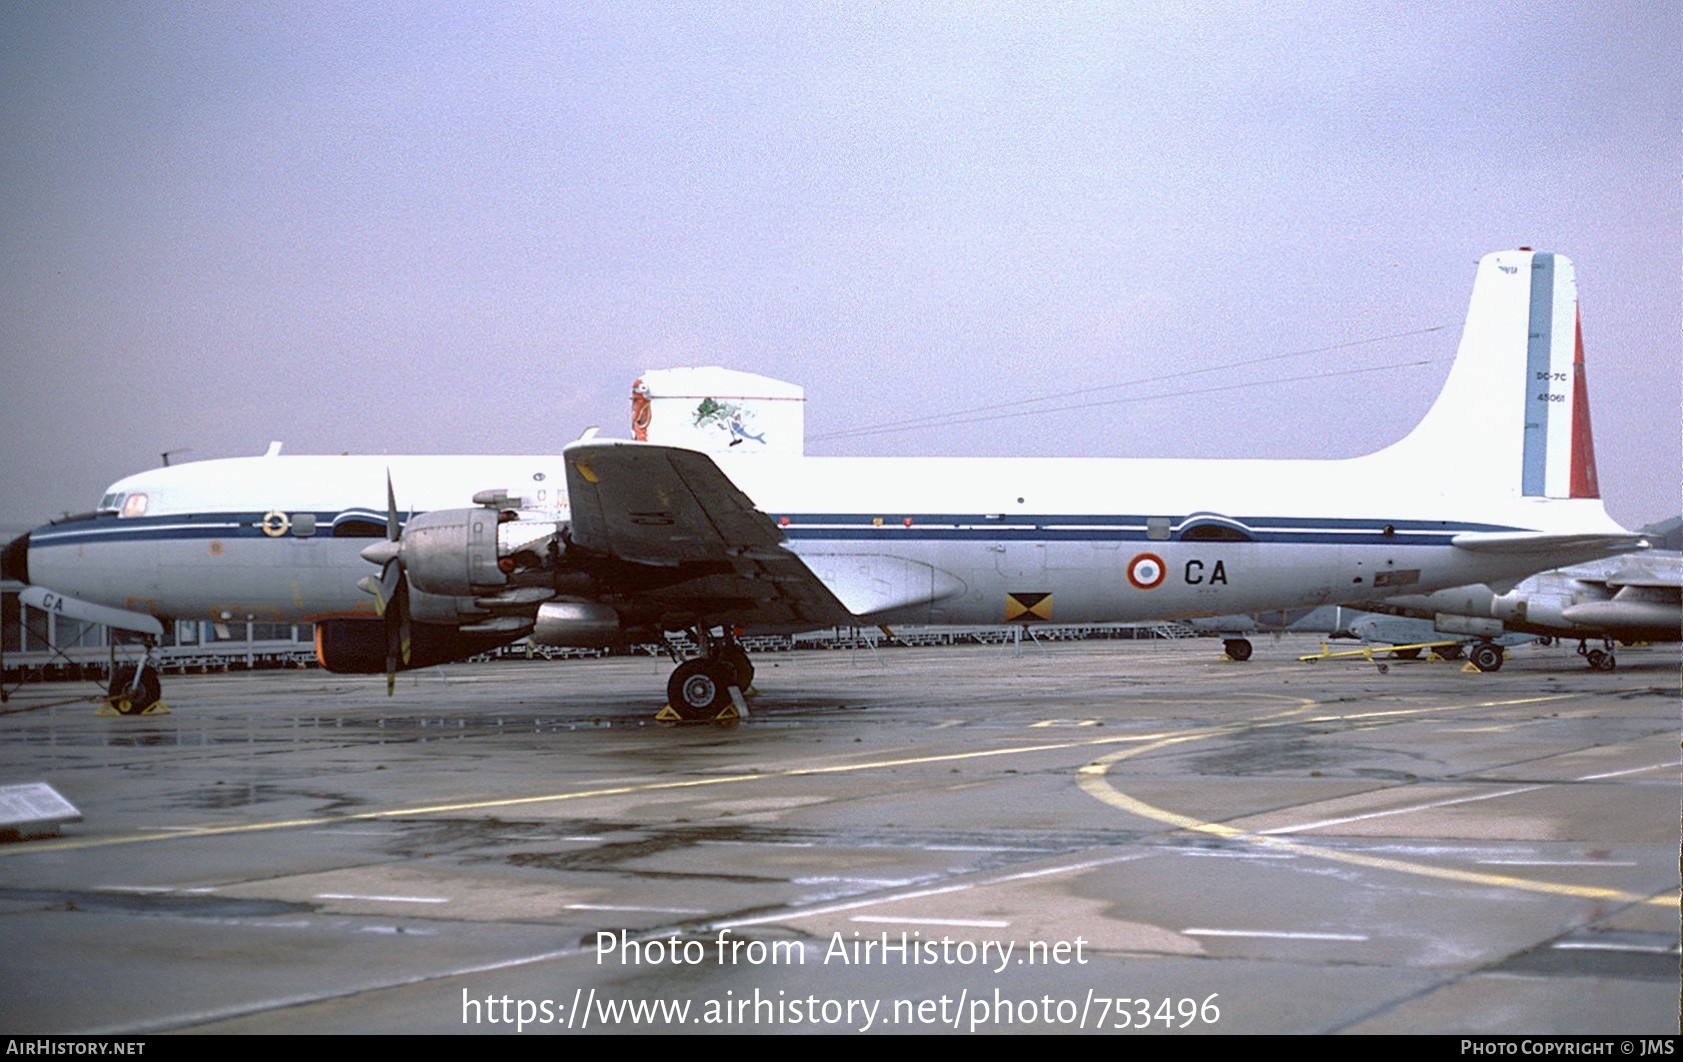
[632,367,805,456]
[1373,250,1597,499]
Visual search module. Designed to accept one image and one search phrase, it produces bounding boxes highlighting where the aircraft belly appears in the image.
[802,541,1346,626]
[788,539,1580,629]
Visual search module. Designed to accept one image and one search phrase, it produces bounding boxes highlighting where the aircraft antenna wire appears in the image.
[810,323,1449,443]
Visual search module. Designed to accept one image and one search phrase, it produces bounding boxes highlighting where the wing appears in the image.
[562,440,854,629]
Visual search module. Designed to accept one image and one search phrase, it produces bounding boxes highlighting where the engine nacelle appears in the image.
[397,507,565,597]
[531,600,623,647]
[313,618,522,673]
[1433,612,1505,638]
[1491,589,1572,629]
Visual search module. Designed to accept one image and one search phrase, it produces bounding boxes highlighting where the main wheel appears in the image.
[1223,638,1253,662]
[1586,648,1615,671]
[719,644,754,690]
[1469,643,1503,673]
[666,658,734,720]
[107,664,162,714]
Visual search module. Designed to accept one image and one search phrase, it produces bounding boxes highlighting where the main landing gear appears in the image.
[662,628,754,722]
[1577,638,1617,671]
[1468,641,1504,673]
[1222,638,1253,662]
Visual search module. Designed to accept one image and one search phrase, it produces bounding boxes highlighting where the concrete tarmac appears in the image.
[0,636,1677,1035]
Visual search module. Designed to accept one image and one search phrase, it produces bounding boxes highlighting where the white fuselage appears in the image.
[10,251,1639,640]
[20,446,1629,631]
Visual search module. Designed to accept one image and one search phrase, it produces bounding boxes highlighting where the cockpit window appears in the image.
[120,493,149,518]
[98,492,121,513]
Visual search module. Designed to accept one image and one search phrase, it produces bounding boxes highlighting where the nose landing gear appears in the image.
[104,656,166,715]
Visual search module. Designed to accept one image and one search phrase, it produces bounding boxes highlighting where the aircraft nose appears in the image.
[1,531,28,584]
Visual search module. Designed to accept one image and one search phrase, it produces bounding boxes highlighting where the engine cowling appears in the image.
[397,508,507,596]
[1491,587,1572,629]
[385,507,567,597]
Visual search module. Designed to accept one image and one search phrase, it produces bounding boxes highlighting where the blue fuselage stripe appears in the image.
[1522,252,1555,497]
[29,512,1520,551]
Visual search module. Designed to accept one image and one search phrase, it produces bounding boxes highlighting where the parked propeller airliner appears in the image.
[2,250,1643,717]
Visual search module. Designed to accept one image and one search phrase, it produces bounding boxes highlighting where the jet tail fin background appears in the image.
[1373,250,1601,500]
[631,367,805,456]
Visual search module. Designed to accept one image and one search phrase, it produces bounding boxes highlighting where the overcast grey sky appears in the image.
[2,2,1676,530]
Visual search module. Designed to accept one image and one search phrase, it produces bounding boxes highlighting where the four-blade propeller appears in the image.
[355,472,410,695]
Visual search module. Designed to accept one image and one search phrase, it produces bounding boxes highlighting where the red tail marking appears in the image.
[1569,311,1600,498]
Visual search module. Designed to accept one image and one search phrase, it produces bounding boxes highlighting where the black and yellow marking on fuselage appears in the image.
[1005,591,1053,621]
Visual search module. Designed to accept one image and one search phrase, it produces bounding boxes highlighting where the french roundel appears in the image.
[1127,552,1166,590]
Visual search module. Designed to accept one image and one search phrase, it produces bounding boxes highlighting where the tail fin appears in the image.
[1375,250,1600,499]
[631,367,806,456]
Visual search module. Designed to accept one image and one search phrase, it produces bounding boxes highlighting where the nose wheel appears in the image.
[106,663,163,715]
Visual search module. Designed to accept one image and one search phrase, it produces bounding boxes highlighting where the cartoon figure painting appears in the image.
[693,397,767,447]
[630,367,805,457]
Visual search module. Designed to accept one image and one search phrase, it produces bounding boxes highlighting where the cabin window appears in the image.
[331,513,387,537]
[290,513,317,537]
[1146,517,1171,541]
[1176,515,1256,542]
[1180,524,1253,542]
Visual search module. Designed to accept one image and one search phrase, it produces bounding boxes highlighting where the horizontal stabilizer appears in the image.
[1602,559,1683,590]
[1448,531,1646,557]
